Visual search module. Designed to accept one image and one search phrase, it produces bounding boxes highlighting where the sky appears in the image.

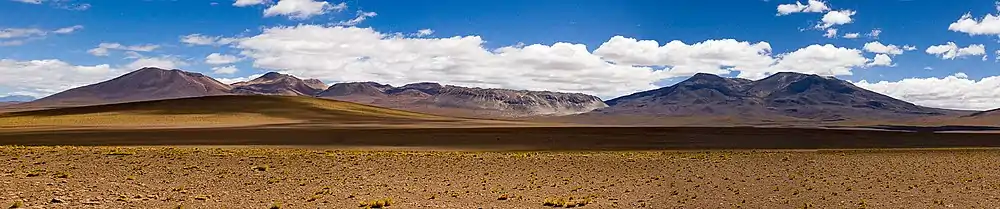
[3,0,1000,110]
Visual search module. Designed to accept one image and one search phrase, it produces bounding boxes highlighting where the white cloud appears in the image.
[330,2,347,10]
[263,0,341,19]
[216,73,264,84]
[0,28,47,39]
[124,56,188,70]
[87,43,160,56]
[823,28,838,38]
[924,66,934,70]
[0,59,123,97]
[867,28,881,39]
[925,42,986,59]
[233,0,266,7]
[855,73,1000,110]
[211,65,239,75]
[123,51,143,59]
[594,36,774,78]
[86,48,109,56]
[415,29,434,37]
[11,0,89,10]
[10,0,43,4]
[223,25,893,98]
[205,53,243,65]
[903,45,917,51]
[842,33,859,39]
[236,25,672,98]
[334,10,377,26]
[816,10,856,29]
[180,34,239,46]
[51,25,83,34]
[754,44,869,79]
[948,13,1000,36]
[776,0,830,16]
[863,41,905,55]
[867,54,894,67]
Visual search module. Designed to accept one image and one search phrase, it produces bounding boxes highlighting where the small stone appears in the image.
[50,198,65,203]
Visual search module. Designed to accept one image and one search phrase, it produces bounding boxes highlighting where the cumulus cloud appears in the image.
[229,25,896,97]
[233,0,266,7]
[87,43,160,57]
[263,0,344,19]
[205,53,243,65]
[816,10,856,29]
[925,42,986,60]
[594,36,774,78]
[180,34,239,46]
[867,54,894,67]
[863,41,907,55]
[211,65,239,75]
[855,73,1000,110]
[0,59,122,97]
[842,33,859,39]
[757,44,870,79]
[949,13,1000,36]
[236,25,672,98]
[124,56,188,70]
[776,0,831,16]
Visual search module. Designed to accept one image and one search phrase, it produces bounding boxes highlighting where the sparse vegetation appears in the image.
[359,197,394,208]
[2,147,999,208]
[105,149,136,156]
[193,194,209,200]
[9,201,24,208]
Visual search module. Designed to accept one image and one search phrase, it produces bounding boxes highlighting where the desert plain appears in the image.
[3,96,1000,208]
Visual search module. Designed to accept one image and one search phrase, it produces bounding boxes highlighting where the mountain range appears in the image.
[317,82,607,117]
[597,72,966,121]
[7,67,606,118]
[5,67,995,125]
[0,95,35,107]
[26,68,232,108]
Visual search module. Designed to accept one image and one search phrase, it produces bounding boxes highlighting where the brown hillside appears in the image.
[0,95,487,128]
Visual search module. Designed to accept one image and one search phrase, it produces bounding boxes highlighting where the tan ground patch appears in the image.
[2,147,999,208]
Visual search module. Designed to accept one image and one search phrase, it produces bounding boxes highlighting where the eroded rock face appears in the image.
[230,72,328,96]
[601,72,949,120]
[319,82,608,117]
[27,67,233,107]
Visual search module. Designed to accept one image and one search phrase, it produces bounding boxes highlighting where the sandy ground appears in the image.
[3,147,1000,208]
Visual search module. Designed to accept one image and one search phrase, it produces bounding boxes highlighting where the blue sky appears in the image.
[3,0,1000,110]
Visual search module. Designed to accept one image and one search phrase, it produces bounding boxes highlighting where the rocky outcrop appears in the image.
[318,82,608,117]
[231,72,328,96]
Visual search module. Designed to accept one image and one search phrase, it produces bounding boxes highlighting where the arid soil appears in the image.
[3,147,1000,208]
